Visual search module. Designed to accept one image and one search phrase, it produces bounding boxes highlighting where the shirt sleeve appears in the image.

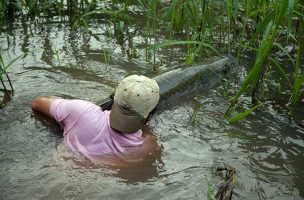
[50,99,70,127]
[50,99,85,132]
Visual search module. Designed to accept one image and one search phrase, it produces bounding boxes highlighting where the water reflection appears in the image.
[56,140,163,184]
[56,142,164,184]
[1,13,304,200]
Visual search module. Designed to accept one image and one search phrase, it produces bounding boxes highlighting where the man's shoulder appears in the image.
[54,99,102,117]
[61,99,99,109]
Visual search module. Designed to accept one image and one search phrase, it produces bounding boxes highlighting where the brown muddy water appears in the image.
[1,18,304,200]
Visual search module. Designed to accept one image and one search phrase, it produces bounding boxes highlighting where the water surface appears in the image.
[0,16,304,200]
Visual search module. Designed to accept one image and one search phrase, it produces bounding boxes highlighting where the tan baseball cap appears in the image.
[109,75,160,133]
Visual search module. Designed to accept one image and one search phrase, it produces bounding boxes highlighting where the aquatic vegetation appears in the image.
[142,0,302,121]
[103,48,111,64]
[0,53,23,100]
[73,8,133,29]
[223,131,257,140]
[207,177,216,200]
[290,20,304,115]
[228,102,264,123]
[1,1,304,198]
[0,0,302,119]
[53,48,62,64]
[226,0,303,119]
[206,164,238,200]
[188,97,202,126]
[0,0,98,25]
[214,164,237,200]
[152,40,220,65]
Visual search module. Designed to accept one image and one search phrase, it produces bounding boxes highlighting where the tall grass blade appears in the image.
[226,0,289,116]
[270,58,292,89]
[0,53,24,95]
[273,42,295,66]
[5,72,13,91]
[206,177,216,200]
[287,0,295,38]
[0,78,11,99]
[152,40,220,55]
[3,54,24,71]
[229,103,263,123]
[188,98,202,126]
[81,9,133,21]
[252,10,275,40]
[226,0,232,53]
[290,19,303,114]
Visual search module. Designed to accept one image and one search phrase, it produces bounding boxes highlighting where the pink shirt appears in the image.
[50,99,144,158]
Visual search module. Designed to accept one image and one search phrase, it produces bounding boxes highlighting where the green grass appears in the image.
[223,131,257,140]
[290,18,304,115]
[206,177,216,200]
[0,53,23,99]
[224,0,303,120]
[0,0,303,120]
[188,97,202,126]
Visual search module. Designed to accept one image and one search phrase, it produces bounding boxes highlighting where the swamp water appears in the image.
[0,18,304,200]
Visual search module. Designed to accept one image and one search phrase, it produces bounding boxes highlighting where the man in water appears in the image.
[31,75,160,163]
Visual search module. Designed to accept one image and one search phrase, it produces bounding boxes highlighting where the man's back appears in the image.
[50,99,146,159]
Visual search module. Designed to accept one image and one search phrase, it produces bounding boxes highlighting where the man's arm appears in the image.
[141,125,158,153]
[31,96,58,119]
[119,125,159,163]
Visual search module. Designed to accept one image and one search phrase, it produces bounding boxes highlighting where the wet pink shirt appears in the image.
[50,99,144,158]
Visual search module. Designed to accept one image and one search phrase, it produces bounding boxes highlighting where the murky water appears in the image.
[1,16,304,200]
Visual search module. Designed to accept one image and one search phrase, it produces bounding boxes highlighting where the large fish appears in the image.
[154,55,234,99]
[100,55,235,110]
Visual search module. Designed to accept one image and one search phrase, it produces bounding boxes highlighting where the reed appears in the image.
[290,18,304,115]
[54,48,62,64]
[0,0,98,25]
[0,53,23,99]
[146,0,302,120]
[225,0,302,119]
[188,97,202,126]
[137,0,160,67]
[206,177,216,200]
[73,8,133,29]
[0,0,302,119]
[228,102,264,123]
[103,49,111,65]
[225,0,232,54]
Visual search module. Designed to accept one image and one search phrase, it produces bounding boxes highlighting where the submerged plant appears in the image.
[73,8,133,29]
[103,49,111,64]
[53,48,62,64]
[0,53,23,100]
[188,97,202,126]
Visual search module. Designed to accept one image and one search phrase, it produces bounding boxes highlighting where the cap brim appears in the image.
[109,102,144,133]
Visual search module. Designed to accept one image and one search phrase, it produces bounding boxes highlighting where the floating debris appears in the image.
[214,164,238,200]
